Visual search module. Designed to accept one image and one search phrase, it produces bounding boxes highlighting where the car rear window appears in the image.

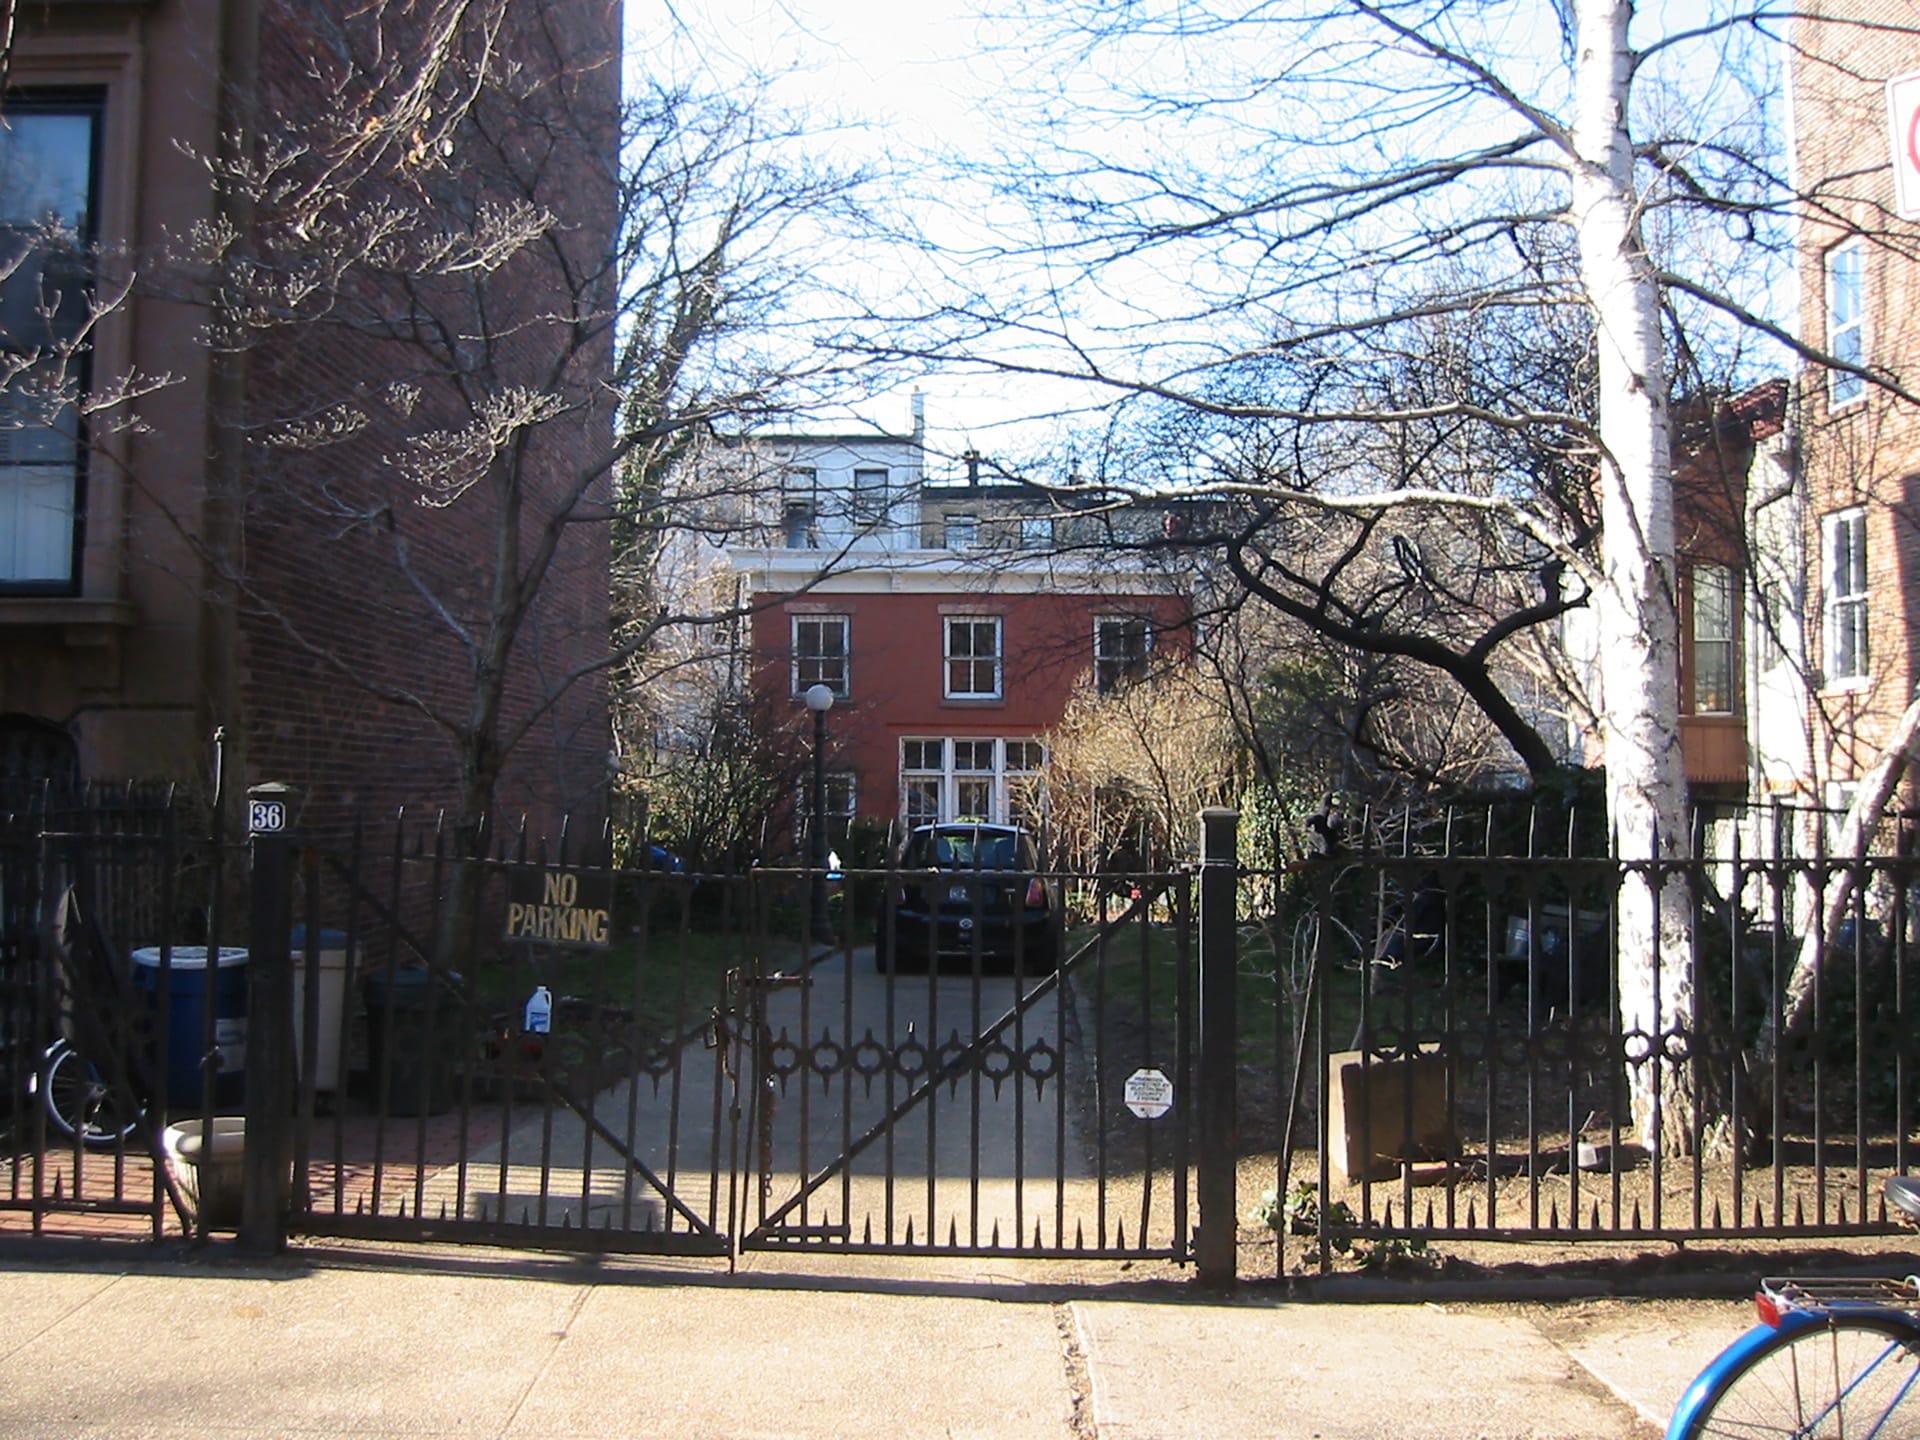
[923,830,1024,868]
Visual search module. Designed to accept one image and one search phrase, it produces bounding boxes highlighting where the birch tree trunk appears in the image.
[1569,0,1698,1153]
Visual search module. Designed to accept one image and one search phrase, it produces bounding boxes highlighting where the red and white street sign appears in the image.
[1888,70,1920,221]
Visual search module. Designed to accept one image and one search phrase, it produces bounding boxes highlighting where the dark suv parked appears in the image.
[874,822,1058,973]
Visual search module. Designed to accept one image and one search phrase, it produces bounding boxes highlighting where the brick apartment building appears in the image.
[1774,5,1920,819]
[710,403,1190,845]
[0,0,617,831]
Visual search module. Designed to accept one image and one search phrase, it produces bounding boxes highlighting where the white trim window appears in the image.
[943,512,978,549]
[901,738,944,826]
[1828,240,1866,408]
[1823,508,1869,685]
[899,735,1046,827]
[1,97,99,591]
[1020,515,1052,548]
[1688,564,1736,715]
[1004,739,1047,829]
[792,613,850,697]
[944,615,1002,699]
[1094,614,1152,693]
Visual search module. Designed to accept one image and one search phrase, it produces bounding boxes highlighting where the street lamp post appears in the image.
[803,683,835,942]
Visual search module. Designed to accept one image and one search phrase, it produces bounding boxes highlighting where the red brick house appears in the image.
[0,0,617,830]
[719,408,1190,841]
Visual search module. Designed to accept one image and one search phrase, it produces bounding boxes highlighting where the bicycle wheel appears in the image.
[41,1043,140,1148]
[1679,1315,1920,1439]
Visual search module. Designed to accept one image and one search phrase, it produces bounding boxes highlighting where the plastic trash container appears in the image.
[290,926,351,1094]
[362,966,466,1116]
[130,946,248,1107]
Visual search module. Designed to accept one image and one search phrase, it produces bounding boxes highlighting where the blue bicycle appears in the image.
[1667,1178,1920,1439]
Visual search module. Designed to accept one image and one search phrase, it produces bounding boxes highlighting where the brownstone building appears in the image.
[0,0,618,832]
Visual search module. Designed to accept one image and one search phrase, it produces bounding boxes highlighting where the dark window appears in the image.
[792,614,849,696]
[1,95,101,591]
[1095,615,1151,692]
[944,616,1002,698]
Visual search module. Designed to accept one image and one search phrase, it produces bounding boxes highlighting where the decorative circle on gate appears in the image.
[766,1029,802,1080]
[809,1035,846,1082]
[979,1039,1016,1084]
[641,1040,676,1082]
[893,1036,929,1080]
[1022,1037,1060,1085]
[851,1031,890,1081]
[1620,1028,1656,1065]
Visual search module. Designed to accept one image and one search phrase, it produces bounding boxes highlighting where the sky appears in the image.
[639,0,1085,469]
[631,1,1805,477]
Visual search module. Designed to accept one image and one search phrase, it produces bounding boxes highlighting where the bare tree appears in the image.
[1041,670,1241,875]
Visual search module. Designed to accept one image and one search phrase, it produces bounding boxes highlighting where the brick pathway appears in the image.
[0,1102,508,1243]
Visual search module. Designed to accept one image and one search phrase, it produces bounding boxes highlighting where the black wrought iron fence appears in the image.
[1255,805,1920,1272]
[7,786,1920,1284]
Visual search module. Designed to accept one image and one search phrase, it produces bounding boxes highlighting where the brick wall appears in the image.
[234,0,618,844]
[1792,2,1920,790]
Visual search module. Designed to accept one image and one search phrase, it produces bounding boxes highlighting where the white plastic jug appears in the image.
[524,984,553,1034]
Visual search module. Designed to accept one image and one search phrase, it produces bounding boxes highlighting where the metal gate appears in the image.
[277,815,1198,1265]
[737,884,1195,1260]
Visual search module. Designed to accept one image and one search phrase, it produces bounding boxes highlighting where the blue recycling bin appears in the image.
[129,945,249,1107]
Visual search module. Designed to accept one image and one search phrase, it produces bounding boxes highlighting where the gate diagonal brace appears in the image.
[751,883,1168,1240]
[532,1063,722,1241]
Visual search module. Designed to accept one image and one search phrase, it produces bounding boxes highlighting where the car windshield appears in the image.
[924,830,1022,868]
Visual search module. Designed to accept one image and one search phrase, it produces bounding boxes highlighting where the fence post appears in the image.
[1197,807,1239,1290]
[240,783,297,1255]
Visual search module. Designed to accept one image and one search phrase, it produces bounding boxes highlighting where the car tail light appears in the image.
[1025,877,1048,910]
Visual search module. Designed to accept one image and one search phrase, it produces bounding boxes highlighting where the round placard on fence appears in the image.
[1124,1067,1173,1120]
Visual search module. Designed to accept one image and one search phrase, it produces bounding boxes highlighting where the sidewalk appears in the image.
[0,1239,1755,1439]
